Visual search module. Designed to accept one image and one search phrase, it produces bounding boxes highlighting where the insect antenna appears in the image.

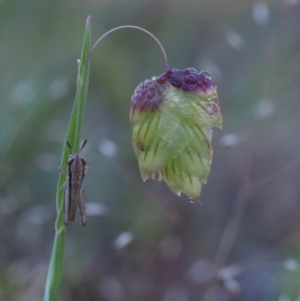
[66,141,74,155]
[66,140,87,154]
[80,139,88,153]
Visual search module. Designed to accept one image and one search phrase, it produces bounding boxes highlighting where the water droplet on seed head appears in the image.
[199,70,212,79]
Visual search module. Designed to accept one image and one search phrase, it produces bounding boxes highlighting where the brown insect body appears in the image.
[60,140,89,226]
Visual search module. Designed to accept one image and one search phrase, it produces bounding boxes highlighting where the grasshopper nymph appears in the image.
[59,140,89,226]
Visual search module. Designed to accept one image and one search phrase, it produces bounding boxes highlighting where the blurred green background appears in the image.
[1,0,300,300]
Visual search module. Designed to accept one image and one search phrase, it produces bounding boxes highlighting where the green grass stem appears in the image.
[43,15,91,301]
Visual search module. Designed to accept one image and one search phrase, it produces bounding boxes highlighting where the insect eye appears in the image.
[80,158,86,165]
[68,158,75,166]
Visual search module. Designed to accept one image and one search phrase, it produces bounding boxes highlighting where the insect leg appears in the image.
[60,181,67,192]
[84,166,90,175]
[64,187,70,226]
[58,166,67,175]
[78,187,87,227]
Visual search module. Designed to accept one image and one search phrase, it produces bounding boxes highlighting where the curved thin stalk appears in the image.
[88,25,171,71]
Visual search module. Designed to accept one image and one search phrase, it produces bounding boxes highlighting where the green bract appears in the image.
[130,68,222,200]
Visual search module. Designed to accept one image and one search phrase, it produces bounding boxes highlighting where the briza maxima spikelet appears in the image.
[88,25,222,201]
[130,68,222,200]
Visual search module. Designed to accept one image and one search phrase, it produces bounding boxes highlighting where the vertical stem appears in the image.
[212,183,251,271]
[43,16,91,301]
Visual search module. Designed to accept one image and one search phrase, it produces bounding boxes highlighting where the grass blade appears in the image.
[43,15,91,301]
